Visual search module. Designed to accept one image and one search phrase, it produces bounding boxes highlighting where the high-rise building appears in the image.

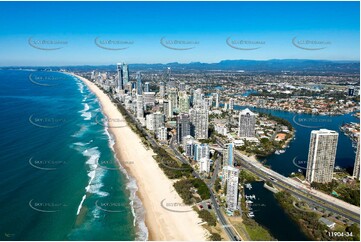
[159,81,165,98]
[194,143,210,161]
[212,93,219,108]
[144,82,150,92]
[306,129,339,184]
[353,138,360,180]
[117,63,124,90]
[229,98,234,110]
[226,167,239,212]
[163,100,173,119]
[223,143,234,167]
[146,112,165,131]
[190,108,209,140]
[168,88,178,110]
[176,113,191,143]
[193,88,203,108]
[179,82,186,91]
[143,92,156,106]
[136,72,142,95]
[157,127,168,141]
[348,86,355,96]
[238,108,256,138]
[182,135,195,157]
[136,95,144,119]
[199,157,210,174]
[204,97,212,110]
[178,91,190,113]
[122,63,129,88]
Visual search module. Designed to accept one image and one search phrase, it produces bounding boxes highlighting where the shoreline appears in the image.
[72,74,208,241]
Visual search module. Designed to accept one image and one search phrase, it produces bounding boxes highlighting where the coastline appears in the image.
[72,74,208,241]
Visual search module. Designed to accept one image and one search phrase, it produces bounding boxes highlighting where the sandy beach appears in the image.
[73,74,208,241]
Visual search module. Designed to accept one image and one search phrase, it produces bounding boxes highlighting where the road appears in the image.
[169,135,241,241]
[113,101,240,241]
[213,138,360,224]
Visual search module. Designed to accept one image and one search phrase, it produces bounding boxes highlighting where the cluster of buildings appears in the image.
[235,95,358,116]
[92,64,215,175]
[90,63,359,217]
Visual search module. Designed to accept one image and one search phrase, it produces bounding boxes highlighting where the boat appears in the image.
[247,212,255,218]
[275,149,285,155]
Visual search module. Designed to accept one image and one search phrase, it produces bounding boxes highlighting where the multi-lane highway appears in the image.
[213,138,360,224]
[169,135,241,241]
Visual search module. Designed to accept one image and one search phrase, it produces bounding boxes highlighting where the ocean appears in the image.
[0,70,147,240]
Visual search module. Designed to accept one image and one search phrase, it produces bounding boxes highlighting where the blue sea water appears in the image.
[0,70,147,240]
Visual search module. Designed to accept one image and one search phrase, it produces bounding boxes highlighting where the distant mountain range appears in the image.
[2,59,360,74]
[130,59,360,73]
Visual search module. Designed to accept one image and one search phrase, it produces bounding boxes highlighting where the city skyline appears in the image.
[0,1,359,66]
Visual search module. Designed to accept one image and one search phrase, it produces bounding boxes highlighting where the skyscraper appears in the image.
[226,167,239,212]
[168,88,178,110]
[163,100,173,119]
[194,143,210,161]
[117,63,124,90]
[306,129,339,184]
[146,112,165,131]
[176,113,191,143]
[193,88,203,108]
[190,108,209,140]
[136,95,144,119]
[136,72,142,95]
[179,82,186,91]
[178,91,190,113]
[199,158,210,174]
[212,93,219,108]
[348,86,355,96]
[144,82,150,92]
[223,143,234,167]
[122,63,129,87]
[157,127,168,141]
[229,98,234,110]
[353,138,360,180]
[159,81,165,98]
[238,108,256,138]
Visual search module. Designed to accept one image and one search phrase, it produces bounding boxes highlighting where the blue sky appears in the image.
[0,1,359,66]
